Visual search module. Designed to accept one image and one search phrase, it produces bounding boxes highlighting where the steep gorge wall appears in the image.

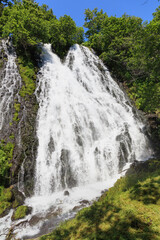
[0,39,38,196]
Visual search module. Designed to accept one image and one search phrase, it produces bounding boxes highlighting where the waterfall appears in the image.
[0,40,26,192]
[0,43,153,239]
[34,44,151,197]
[0,40,21,131]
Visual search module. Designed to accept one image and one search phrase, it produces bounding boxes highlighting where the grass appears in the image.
[39,159,160,240]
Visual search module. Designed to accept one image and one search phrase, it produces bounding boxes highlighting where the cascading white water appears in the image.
[0,40,22,130]
[0,43,153,239]
[0,40,23,239]
[34,44,151,197]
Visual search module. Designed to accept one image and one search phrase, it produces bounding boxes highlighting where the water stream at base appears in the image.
[0,44,152,239]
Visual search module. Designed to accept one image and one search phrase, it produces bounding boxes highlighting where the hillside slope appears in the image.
[38,159,160,240]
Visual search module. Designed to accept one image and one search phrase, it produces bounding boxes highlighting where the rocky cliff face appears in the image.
[0,39,38,196]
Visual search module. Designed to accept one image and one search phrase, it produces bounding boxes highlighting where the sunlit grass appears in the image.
[39,159,160,240]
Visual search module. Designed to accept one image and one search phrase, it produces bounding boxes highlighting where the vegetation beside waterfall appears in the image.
[83,8,160,148]
[83,8,160,112]
[39,159,160,240]
[0,0,84,57]
[0,141,14,186]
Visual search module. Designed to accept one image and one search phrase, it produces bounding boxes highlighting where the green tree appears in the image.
[0,0,84,58]
[50,15,79,58]
[143,6,160,82]
[84,8,107,38]
[84,9,143,81]
[84,7,160,116]
[73,27,84,44]
[0,0,12,16]
[1,0,53,50]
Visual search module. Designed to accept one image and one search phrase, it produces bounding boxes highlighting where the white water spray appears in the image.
[0,40,21,130]
[34,44,151,197]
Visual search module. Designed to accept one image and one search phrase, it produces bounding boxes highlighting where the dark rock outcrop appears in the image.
[0,40,38,196]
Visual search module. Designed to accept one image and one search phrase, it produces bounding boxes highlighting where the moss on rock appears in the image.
[11,185,25,207]
[0,141,14,187]
[0,187,13,217]
[12,205,32,221]
[13,102,21,122]
[18,56,37,98]
[0,184,26,218]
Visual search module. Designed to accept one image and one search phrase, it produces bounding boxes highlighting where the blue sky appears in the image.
[36,0,159,27]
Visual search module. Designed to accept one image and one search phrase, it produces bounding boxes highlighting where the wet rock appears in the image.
[60,149,77,189]
[117,125,134,172]
[48,136,55,153]
[101,189,108,194]
[146,114,160,156]
[72,205,81,211]
[12,205,32,221]
[72,200,91,212]
[76,135,83,146]
[11,186,25,206]
[0,40,38,197]
[29,215,42,226]
[118,142,129,171]
[0,206,11,218]
[46,207,62,219]
[125,159,147,176]
[64,190,69,196]
[79,200,90,205]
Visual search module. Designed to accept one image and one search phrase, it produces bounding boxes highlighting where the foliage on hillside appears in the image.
[39,159,160,240]
[50,15,84,58]
[0,0,84,57]
[0,0,12,17]
[83,8,160,117]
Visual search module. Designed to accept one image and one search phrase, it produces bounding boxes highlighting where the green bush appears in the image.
[0,141,14,186]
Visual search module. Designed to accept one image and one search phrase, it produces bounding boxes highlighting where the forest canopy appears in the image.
[84,7,160,115]
[0,0,84,57]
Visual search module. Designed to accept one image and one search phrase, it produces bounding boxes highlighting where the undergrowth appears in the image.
[0,186,12,216]
[40,159,160,240]
[0,141,14,187]
[18,55,37,98]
